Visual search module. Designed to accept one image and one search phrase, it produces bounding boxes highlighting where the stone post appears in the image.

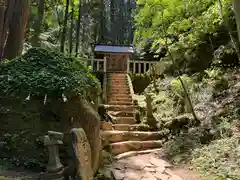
[145,94,153,117]
[145,94,157,129]
[44,131,64,180]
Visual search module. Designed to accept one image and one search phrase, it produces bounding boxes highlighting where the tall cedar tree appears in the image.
[233,0,240,44]
[3,0,30,60]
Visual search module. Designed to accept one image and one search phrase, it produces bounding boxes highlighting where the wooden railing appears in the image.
[87,58,107,72]
[87,58,157,74]
[127,59,157,74]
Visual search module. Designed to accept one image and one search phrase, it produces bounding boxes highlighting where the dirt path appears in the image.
[111,150,203,180]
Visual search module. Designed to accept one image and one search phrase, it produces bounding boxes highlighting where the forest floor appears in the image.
[0,161,40,180]
[111,149,203,180]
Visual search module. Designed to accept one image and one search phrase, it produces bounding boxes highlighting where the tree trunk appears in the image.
[0,0,7,59]
[69,0,74,55]
[30,0,45,47]
[60,0,70,52]
[0,0,15,59]
[218,0,240,61]
[233,0,240,44]
[75,0,82,57]
[3,0,30,60]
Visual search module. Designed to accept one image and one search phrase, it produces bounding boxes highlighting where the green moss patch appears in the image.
[0,47,100,98]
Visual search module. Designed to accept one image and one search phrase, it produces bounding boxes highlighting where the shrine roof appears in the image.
[94,45,134,53]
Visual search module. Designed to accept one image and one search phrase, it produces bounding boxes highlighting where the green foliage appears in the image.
[203,68,229,90]
[0,48,100,98]
[134,0,234,73]
[130,73,151,94]
[171,75,193,99]
[192,137,240,179]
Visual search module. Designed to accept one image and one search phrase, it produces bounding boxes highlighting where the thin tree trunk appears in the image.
[233,0,240,44]
[218,0,240,61]
[0,0,7,59]
[160,10,199,123]
[99,0,104,43]
[75,0,82,57]
[178,76,199,123]
[3,0,30,60]
[69,0,74,55]
[30,0,45,47]
[0,0,15,59]
[60,0,70,52]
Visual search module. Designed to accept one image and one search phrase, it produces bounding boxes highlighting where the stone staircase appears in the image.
[101,73,163,159]
[99,73,200,180]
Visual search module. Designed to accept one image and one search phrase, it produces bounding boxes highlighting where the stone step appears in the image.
[107,111,134,117]
[108,91,130,94]
[104,105,134,112]
[109,76,126,78]
[108,101,133,106]
[110,79,127,82]
[110,88,130,91]
[109,140,163,155]
[101,131,163,143]
[108,93,131,97]
[111,84,129,89]
[110,90,130,93]
[109,78,127,81]
[113,124,151,131]
[110,87,129,90]
[101,122,151,131]
[108,90,130,93]
[114,148,163,160]
[114,117,136,124]
[110,83,128,86]
[108,98,132,103]
[111,73,126,76]
[107,96,132,100]
[110,74,126,77]
[110,83,127,86]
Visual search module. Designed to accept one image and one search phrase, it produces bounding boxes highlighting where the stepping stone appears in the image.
[104,105,134,112]
[107,111,134,118]
[113,124,151,131]
[101,122,151,131]
[108,101,133,106]
[124,169,144,179]
[101,121,113,130]
[169,175,183,180]
[101,131,164,143]
[114,117,136,124]
[112,169,125,180]
[114,148,163,160]
[149,157,173,168]
[154,172,170,180]
[110,140,163,155]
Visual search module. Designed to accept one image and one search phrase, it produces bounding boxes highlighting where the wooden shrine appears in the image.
[94,44,134,72]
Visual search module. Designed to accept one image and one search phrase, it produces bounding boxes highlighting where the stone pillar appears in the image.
[145,94,157,129]
[145,94,153,117]
[44,131,64,180]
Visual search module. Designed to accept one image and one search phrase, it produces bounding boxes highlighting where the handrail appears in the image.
[86,58,158,74]
[128,60,156,64]
[102,73,107,103]
[128,60,158,74]
[126,74,135,102]
[87,58,105,72]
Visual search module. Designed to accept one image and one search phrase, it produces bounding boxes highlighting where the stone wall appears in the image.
[0,95,100,172]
